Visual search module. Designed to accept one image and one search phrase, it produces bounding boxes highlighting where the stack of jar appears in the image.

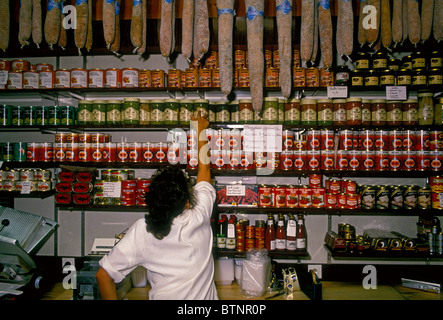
[0,105,77,126]
[0,169,53,192]
[55,171,94,206]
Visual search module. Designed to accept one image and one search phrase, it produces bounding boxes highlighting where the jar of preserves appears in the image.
[333,99,347,126]
[262,97,279,124]
[355,52,370,70]
[215,100,230,124]
[122,98,140,125]
[430,50,443,68]
[364,69,379,88]
[276,99,284,123]
[91,100,107,125]
[317,99,333,126]
[402,99,419,126]
[208,101,216,122]
[346,98,362,126]
[150,100,164,125]
[194,99,209,119]
[412,68,427,90]
[372,51,388,70]
[362,99,371,126]
[380,69,396,87]
[427,68,443,90]
[402,55,412,70]
[335,65,350,86]
[387,101,403,125]
[371,99,387,126]
[163,98,179,125]
[285,99,301,125]
[139,100,151,125]
[411,51,426,69]
[239,99,254,124]
[77,100,92,125]
[179,99,194,125]
[106,100,122,125]
[230,100,240,123]
[351,69,364,87]
[418,92,434,125]
[388,58,401,71]
[396,68,412,86]
[301,99,317,125]
[435,98,443,125]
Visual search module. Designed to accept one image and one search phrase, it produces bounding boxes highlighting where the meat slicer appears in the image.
[0,206,58,299]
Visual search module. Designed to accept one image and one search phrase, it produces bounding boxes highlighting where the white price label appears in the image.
[327,86,348,98]
[243,125,282,152]
[226,185,246,197]
[386,86,407,100]
[20,181,32,194]
[103,182,122,198]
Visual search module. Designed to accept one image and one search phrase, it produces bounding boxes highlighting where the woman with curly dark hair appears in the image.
[96,111,217,300]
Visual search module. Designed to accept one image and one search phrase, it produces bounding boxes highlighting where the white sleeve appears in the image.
[192,181,216,219]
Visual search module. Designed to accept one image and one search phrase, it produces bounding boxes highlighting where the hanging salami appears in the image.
[217,0,235,96]
[182,0,194,61]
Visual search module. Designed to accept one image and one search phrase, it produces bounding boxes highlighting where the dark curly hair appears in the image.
[144,166,195,240]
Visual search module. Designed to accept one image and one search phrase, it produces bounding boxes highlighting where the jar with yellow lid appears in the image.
[428,68,443,90]
[122,98,140,125]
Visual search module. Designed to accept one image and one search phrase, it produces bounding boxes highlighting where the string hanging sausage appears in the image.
[58,1,67,50]
[75,0,88,54]
[300,0,314,64]
[310,0,319,63]
[110,0,122,55]
[318,0,332,68]
[160,0,174,57]
[194,0,210,60]
[137,0,148,55]
[85,0,93,51]
[358,0,367,47]
[104,0,116,49]
[0,0,10,52]
[19,0,32,48]
[366,0,380,47]
[420,0,434,43]
[275,0,293,98]
[391,0,403,47]
[217,0,235,96]
[44,0,62,50]
[380,0,392,49]
[407,0,420,46]
[182,0,194,61]
[434,0,443,42]
[32,0,42,48]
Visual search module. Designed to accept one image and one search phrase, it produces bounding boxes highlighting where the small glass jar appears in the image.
[179,99,194,125]
[402,99,419,126]
[396,68,412,86]
[351,69,364,87]
[335,65,351,86]
[362,99,371,126]
[333,99,347,126]
[278,99,286,123]
[355,52,370,70]
[215,100,231,124]
[430,50,443,68]
[194,99,209,119]
[434,98,443,125]
[284,99,301,125]
[411,68,428,90]
[411,51,427,70]
[230,100,240,124]
[122,98,140,125]
[402,55,413,70]
[91,100,107,125]
[139,100,151,125]
[163,98,179,125]
[77,100,92,125]
[150,99,164,125]
[301,99,317,125]
[387,101,403,126]
[106,100,122,125]
[317,99,333,126]
[380,69,396,87]
[418,92,434,125]
[371,99,387,126]
[239,99,254,124]
[372,51,388,70]
[364,69,379,89]
[427,68,443,90]
[346,98,362,126]
[262,97,279,124]
[208,101,216,123]
[388,58,401,71]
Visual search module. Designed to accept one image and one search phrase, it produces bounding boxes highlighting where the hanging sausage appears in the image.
[109,0,122,55]
[75,0,89,54]
[391,0,403,47]
[194,0,210,60]
[137,0,147,55]
[434,0,443,42]
[0,0,10,52]
[19,0,32,48]
[130,0,142,51]
[318,0,333,68]
[275,0,292,98]
[103,0,116,49]
[32,0,42,49]
[420,0,434,43]
[336,0,353,59]
[44,0,62,50]
[182,0,194,61]
[160,0,175,57]
[358,0,367,47]
[217,0,235,96]
[300,0,314,65]
[407,0,421,46]
[85,0,93,52]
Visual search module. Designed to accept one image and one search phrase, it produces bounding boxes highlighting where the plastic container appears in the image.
[214,257,235,286]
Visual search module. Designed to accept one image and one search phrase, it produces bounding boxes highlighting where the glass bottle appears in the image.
[276,213,286,251]
[286,214,297,251]
[296,214,307,251]
[265,213,276,251]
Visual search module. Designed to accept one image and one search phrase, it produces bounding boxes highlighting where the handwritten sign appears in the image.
[386,86,407,100]
[242,125,282,152]
[103,182,121,198]
[327,86,348,98]
[226,185,246,197]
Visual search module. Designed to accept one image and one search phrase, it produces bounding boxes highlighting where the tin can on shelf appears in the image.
[122,68,139,87]
[167,69,180,88]
[105,68,122,88]
[139,69,152,88]
[70,68,88,88]
[88,69,105,88]
[151,69,166,87]
[23,71,39,89]
[55,69,71,88]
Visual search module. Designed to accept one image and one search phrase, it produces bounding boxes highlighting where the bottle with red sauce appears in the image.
[286,214,297,251]
[296,214,307,251]
[276,213,286,251]
[265,213,276,251]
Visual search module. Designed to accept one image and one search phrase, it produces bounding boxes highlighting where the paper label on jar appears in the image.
[372,108,387,121]
[23,73,39,89]
[240,109,254,122]
[140,108,151,122]
[362,108,371,122]
[285,108,300,121]
[107,109,121,122]
[78,108,92,122]
[216,110,230,123]
[318,108,333,121]
[388,108,403,122]
[403,109,418,122]
[164,109,178,122]
[302,108,316,122]
[151,109,163,122]
[180,108,192,122]
[124,107,139,121]
[92,109,105,122]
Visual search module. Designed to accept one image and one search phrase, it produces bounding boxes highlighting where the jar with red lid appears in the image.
[333,99,347,126]
[346,98,362,126]
[371,99,387,126]
[387,101,403,126]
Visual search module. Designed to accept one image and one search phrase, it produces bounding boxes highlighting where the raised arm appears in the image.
[190,111,211,184]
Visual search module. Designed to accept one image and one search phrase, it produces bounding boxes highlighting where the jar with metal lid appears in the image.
[333,99,347,125]
[284,98,301,125]
[335,65,350,86]
[317,99,333,126]
[387,101,403,125]
[362,99,371,126]
[163,98,179,125]
[92,100,107,125]
[278,99,285,123]
[239,99,254,124]
[230,100,240,123]
[396,68,411,86]
[388,59,401,71]
[351,69,364,87]
[435,98,443,125]
[262,97,279,124]
[402,55,412,70]
[215,100,230,124]
[430,50,443,68]
[179,99,194,125]
[412,68,427,90]
[139,100,151,125]
[106,100,122,125]
[355,52,370,70]
[427,68,443,90]
[194,99,209,119]
[418,92,434,125]
[364,69,379,88]
[122,98,140,125]
[372,51,388,69]
[208,101,216,122]
[78,100,92,125]
[346,98,362,126]
[150,99,164,125]
[411,51,426,69]
[380,69,396,87]
[371,99,387,126]
[300,99,317,125]
[402,99,419,126]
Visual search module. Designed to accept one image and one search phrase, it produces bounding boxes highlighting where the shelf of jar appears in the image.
[216,207,443,216]
[324,244,443,260]
[214,248,310,260]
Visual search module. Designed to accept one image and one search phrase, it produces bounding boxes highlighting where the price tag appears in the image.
[243,125,282,152]
[327,86,348,98]
[226,185,246,197]
[20,181,32,194]
[0,71,8,85]
[386,86,407,100]
[103,182,121,198]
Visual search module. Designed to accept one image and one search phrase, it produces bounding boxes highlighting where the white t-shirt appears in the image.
[99,181,218,300]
